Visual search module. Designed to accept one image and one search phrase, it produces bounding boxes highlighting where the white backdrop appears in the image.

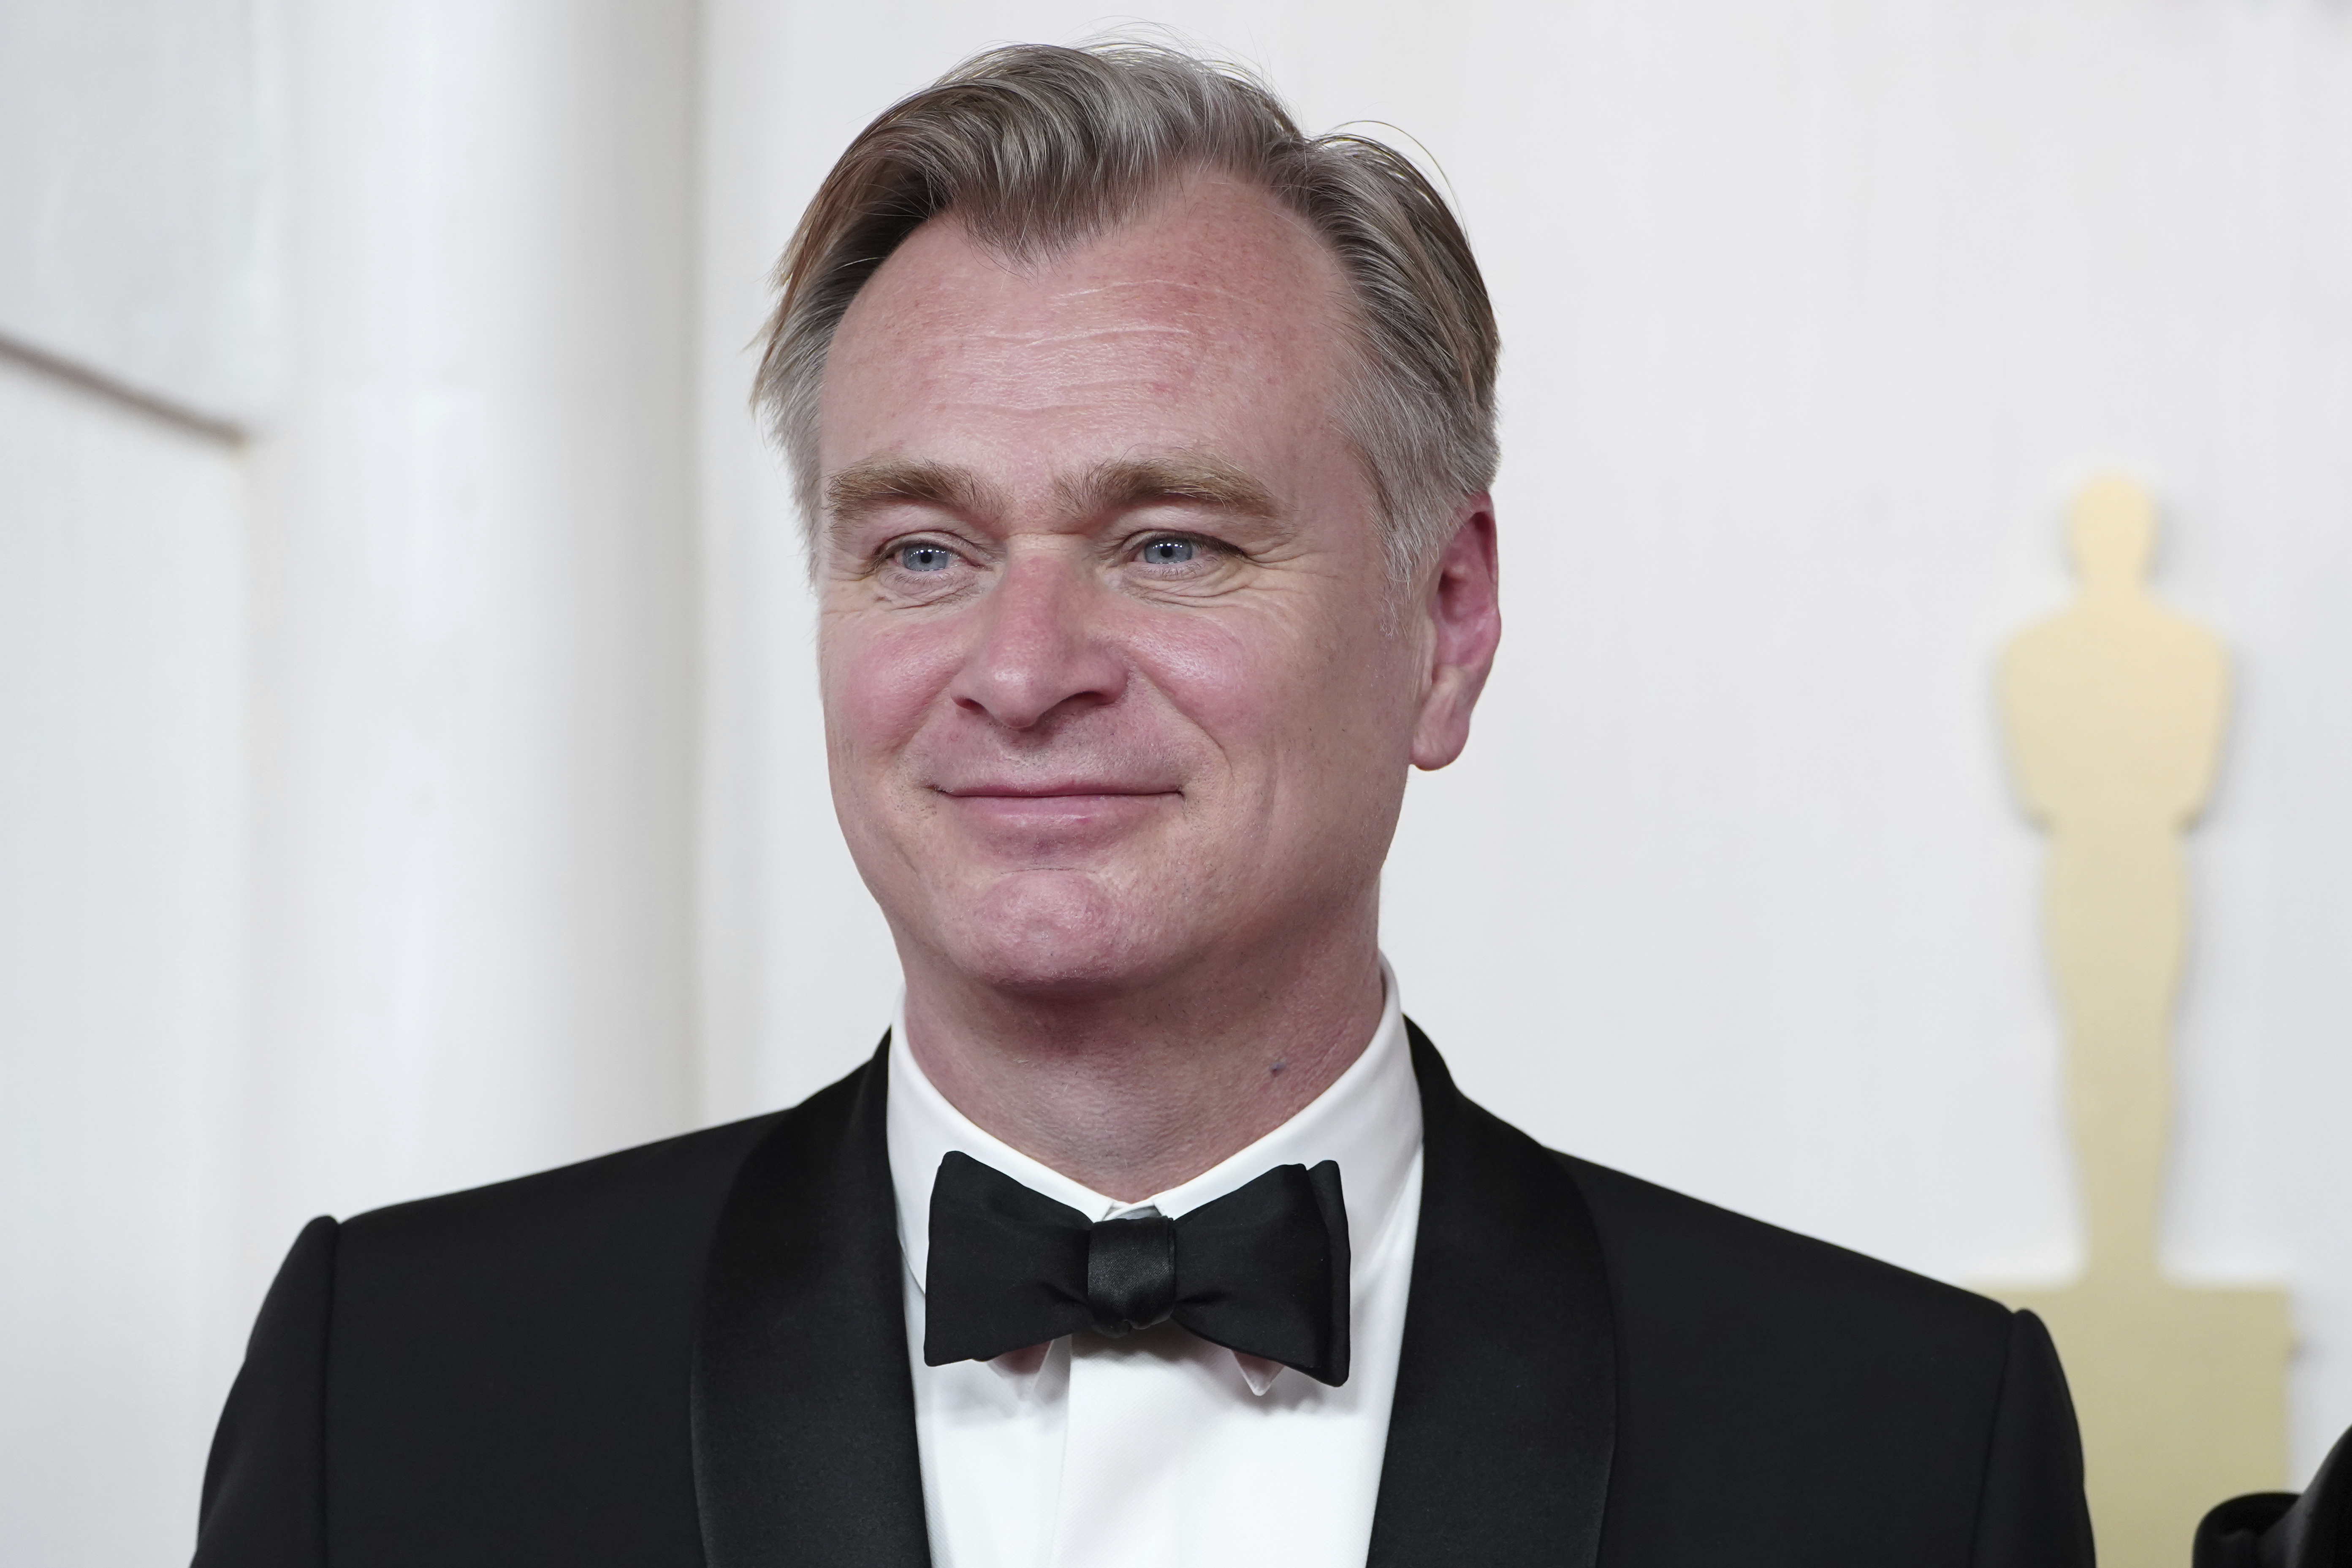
[5,2,2351,1562]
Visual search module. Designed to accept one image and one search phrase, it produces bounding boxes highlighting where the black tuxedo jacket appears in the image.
[194,1027,2093,1567]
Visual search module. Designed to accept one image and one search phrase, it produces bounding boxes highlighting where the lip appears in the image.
[934,783,1177,800]
[931,785,1179,839]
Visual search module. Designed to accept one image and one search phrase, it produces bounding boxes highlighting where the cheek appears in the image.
[819,616,960,770]
[1130,614,1296,748]
[1132,601,1406,773]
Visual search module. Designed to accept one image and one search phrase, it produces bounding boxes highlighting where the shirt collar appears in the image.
[885,958,1423,1299]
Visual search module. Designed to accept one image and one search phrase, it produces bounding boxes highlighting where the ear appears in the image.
[1409,494,1501,771]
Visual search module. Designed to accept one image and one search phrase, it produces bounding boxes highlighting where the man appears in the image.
[195,42,2094,1568]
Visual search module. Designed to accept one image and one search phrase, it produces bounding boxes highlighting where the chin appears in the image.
[933,872,1187,998]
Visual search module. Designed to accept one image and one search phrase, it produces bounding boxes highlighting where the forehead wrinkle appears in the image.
[1042,276,1315,308]
[988,323,1207,352]
[1001,282,1333,349]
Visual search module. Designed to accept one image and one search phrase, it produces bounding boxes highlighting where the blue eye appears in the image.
[1140,537,1198,565]
[897,543,955,572]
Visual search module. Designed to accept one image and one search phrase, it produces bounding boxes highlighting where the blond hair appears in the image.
[753,40,1498,580]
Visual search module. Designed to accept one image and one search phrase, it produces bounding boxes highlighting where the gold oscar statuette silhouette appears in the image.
[1990,476,2290,1568]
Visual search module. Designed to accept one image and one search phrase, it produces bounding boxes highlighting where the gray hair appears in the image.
[753,40,1499,581]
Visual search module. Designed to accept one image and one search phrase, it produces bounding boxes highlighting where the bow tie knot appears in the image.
[1087,1213,1179,1336]
[923,1150,1353,1386]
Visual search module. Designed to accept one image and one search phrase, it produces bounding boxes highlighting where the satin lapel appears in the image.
[693,1040,931,1568]
[1367,1024,1617,1568]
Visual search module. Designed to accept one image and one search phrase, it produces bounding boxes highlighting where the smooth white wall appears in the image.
[1,5,270,1559]
[0,2,704,1556]
[0,0,280,425]
[0,359,247,1567]
[696,0,2352,1480]
[237,0,701,1273]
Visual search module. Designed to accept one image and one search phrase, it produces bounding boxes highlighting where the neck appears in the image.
[898,916,1386,1202]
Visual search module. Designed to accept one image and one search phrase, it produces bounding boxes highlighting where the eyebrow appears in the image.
[825,453,1284,538]
[825,458,1002,529]
[1058,456,1281,523]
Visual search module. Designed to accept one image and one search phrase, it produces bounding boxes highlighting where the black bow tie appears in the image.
[922,1150,1352,1386]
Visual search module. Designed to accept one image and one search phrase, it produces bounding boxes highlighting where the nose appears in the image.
[946,549,1127,730]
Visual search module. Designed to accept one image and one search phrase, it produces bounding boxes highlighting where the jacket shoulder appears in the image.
[1556,1150,2015,1351]
[322,1110,792,1568]
[1554,1152,2037,1568]
[339,1110,784,1267]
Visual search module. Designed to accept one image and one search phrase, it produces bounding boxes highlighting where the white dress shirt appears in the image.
[885,963,1424,1568]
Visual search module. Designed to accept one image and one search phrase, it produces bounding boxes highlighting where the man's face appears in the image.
[816,173,1486,1000]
